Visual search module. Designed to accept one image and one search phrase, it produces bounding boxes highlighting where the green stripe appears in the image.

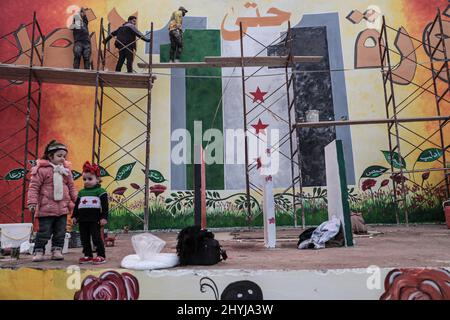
[78,186,107,197]
[162,30,224,189]
[336,140,353,247]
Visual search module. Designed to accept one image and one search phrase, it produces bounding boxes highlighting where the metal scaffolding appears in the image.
[92,19,155,231]
[237,21,307,228]
[378,9,449,224]
[0,12,314,228]
[2,9,447,228]
[0,12,44,223]
[292,8,449,225]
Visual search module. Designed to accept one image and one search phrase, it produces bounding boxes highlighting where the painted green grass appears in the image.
[105,181,447,231]
[107,201,445,231]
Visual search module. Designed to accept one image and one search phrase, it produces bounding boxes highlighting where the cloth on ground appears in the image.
[298,216,341,249]
[297,227,317,247]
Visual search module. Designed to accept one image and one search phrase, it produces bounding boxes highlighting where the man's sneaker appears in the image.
[79,256,93,264]
[32,252,44,262]
[92,256,106,265]
[51,249,64,261]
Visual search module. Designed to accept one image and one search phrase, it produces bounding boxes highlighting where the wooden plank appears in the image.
[138,62,215,69]
[205,55,322,66]
[138,55,322,69]
[294,116,450,128]
[0,64,154,89]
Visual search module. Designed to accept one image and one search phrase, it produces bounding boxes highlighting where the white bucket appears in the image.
[45,233,71,254]
[0,223,33,249]
[306,109,320,122]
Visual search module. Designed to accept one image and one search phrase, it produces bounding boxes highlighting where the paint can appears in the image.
[306,109,319,122]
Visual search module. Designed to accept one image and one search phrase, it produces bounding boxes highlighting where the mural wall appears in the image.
[0,267,449,300]
[0,0,448,229]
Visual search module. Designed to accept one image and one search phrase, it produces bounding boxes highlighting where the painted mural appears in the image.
[0,0,449,229]
[0,267,449,300]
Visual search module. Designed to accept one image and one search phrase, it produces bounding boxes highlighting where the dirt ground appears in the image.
[1,224,450,270]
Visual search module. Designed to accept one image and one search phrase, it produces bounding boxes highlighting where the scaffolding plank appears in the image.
[294,116,450,128]
[138,55,322,69]
[0,64,154,89]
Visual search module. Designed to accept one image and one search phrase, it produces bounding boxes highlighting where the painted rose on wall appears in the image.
[380,268,450,300]
[74,270,139,300]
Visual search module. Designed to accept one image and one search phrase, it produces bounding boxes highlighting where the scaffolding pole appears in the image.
[379,16,408,225]
[91,19,155,231]
[427,8,450,199]
[0,12,44,223]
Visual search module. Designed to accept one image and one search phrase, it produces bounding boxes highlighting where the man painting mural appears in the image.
[70,7,91,69]
[169,6,188,62]
[104,16,151,73]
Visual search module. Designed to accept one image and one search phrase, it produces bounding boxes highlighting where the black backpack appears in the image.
[176,226,227,266]
[297,227,317,247]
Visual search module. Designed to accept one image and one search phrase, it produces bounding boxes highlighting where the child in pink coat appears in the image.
[27,140,78,262]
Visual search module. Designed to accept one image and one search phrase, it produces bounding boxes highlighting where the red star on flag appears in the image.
[82,199,88,204]
[92,199,98,204]
[251,119,269,135]
[265,175,272,182]
[268,217,275,224]
[250,87,267,103]
[256,157,262,169]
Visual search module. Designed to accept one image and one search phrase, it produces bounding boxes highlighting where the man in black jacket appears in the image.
[70,7,91,69]
[104,16,151,73]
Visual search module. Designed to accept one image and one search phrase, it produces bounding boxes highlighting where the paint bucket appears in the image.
[306,109,319,122]
[45,233,71,254]
[444,200,450,229]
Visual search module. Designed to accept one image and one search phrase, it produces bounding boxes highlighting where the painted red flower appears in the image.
[150,184,166,197]
[74,270,139,300]
[130,183,141,190]
[380,268,450,300]
[390,173,407,184]
[112,187,127,196]
[413,194,424,203]
[380,179,390,188]
[361,179,376,191]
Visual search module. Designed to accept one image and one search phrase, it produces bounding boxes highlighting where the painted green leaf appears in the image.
[417,148,443,162]
[361,165,389,178]
[382,151,406,169]
[115,162,136,181]
[72,170,82,181]
[3,168,25,181]
[99,166,110,177]
[141,169,167,183]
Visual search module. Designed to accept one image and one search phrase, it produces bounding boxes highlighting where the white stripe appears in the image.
[222,26,293,190]
[78,196,101,209]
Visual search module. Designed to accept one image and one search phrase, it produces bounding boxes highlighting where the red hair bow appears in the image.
[82,161,100,177]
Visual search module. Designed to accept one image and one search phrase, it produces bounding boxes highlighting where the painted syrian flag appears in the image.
[79,196,102,209]
[221,25,295,190]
